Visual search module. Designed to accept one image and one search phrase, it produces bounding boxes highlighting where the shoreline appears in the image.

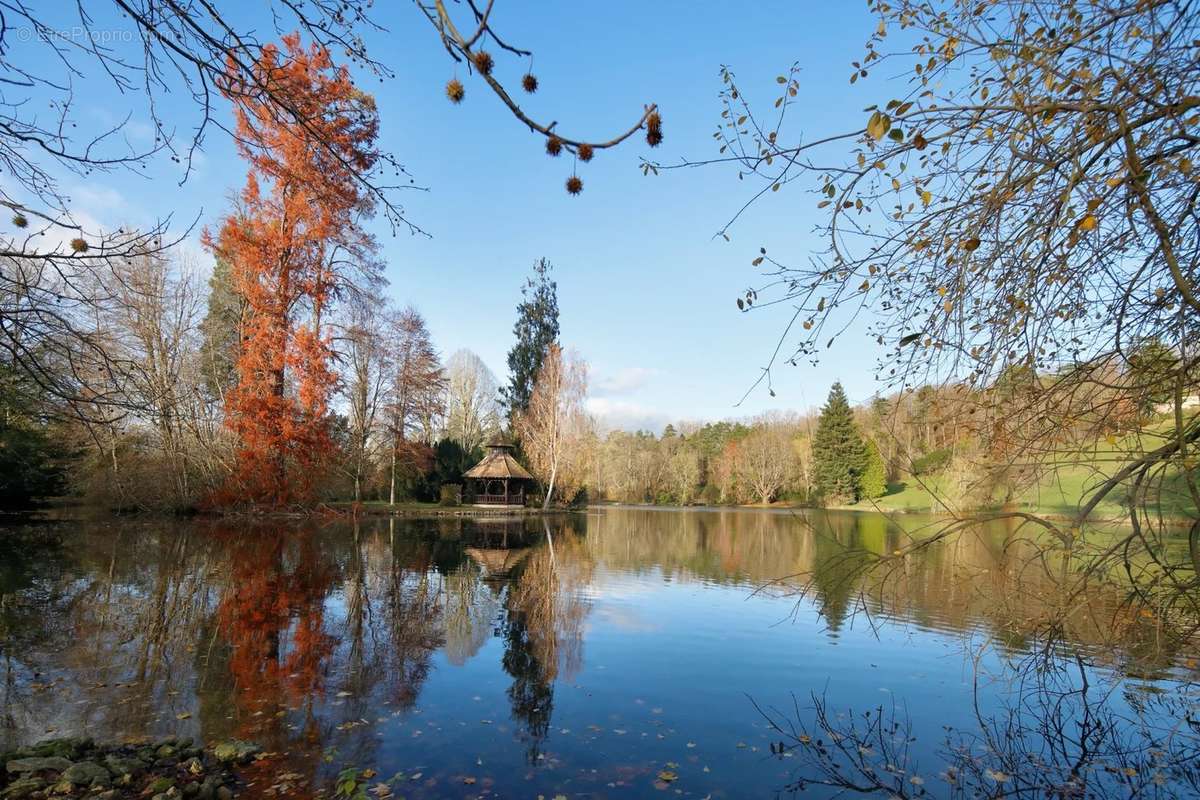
[586,501,1196,528]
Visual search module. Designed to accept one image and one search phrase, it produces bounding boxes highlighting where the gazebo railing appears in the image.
[476,491,525,505]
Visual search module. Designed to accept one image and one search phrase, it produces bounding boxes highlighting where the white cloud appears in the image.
[593,366,658,396]
[587,397,669,434]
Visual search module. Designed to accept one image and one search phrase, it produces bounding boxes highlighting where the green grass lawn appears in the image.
[843,455,1195,521]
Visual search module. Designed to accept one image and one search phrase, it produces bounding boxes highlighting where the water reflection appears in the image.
[0,509,1194,798]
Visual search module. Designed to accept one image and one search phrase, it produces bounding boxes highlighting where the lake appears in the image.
[1,507,1196,798]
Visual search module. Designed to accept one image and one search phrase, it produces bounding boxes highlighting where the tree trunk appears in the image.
[389,437,397,506]
[542,460,558,511]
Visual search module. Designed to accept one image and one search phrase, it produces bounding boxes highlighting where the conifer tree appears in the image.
[198,256,245,400]
[502,258,559,421]
[812,382,867,503]
[859,439,888,500]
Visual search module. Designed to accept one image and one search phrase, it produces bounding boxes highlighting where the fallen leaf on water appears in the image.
[176,712,192,720]
[657,770,678,783]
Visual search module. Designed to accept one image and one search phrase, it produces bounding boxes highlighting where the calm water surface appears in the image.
[0,507,1195,797]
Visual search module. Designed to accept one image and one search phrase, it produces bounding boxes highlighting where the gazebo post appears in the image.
[503,478,509,505]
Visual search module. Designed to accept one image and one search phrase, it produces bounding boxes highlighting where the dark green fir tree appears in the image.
[502,258,559,420]
[812,382,868,503]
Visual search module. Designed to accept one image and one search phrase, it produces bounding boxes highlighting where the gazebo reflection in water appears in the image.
[463,441,534,506]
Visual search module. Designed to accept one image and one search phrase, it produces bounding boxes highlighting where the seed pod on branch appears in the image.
[646,111,663,147]
[472,50,494,75]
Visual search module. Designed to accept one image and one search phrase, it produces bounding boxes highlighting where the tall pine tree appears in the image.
[812,382,868,503]
[502,258,559,420]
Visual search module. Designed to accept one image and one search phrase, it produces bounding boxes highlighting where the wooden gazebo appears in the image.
[463,442,534,506]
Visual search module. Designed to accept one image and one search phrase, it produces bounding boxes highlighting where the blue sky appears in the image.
[21,1,885,431]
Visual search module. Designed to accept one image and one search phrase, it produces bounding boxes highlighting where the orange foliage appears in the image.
[205,34,380,505]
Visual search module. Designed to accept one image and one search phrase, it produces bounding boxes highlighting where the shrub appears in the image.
[439,484,461,506]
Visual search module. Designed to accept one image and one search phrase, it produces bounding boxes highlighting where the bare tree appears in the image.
[733,419,797,505]
[385,306,446,504]
[443,349,500,454]
[515,344,590,509]
[339,297,392,502]
[666,447,702,505]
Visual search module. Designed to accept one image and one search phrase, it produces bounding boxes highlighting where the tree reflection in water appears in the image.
[213,523,337,748]
[0,509,1194,798]
[465,516,594,764]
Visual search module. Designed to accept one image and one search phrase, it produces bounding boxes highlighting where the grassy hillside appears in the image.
[835,424,1197,522]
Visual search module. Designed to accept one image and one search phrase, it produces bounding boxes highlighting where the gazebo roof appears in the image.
[463,445,534,481]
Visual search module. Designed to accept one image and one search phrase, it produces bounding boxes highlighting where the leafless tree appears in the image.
[514,344,590,508]
[339,296,392,502]
[734,418,797,505]
[385,306,446,504]
[443,348,500,454]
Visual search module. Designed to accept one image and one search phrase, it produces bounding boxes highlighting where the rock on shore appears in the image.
[1,737,261,800]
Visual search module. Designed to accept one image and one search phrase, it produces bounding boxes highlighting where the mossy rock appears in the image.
[103,754,142,777]
[146,776,175,794]
[211,740,260,764]
[5,756,73,774]
[29,738,93,761]
[62,761,110,787]
[0,778,46,799]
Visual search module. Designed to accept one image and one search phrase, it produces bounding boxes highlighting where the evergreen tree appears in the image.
[812,382,868,503]
[0,366,65,508]
[859,438,888,500]
[502,258,559,420]
[198,256,246,399]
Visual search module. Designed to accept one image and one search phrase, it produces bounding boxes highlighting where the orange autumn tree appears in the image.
[206,34,381,505]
